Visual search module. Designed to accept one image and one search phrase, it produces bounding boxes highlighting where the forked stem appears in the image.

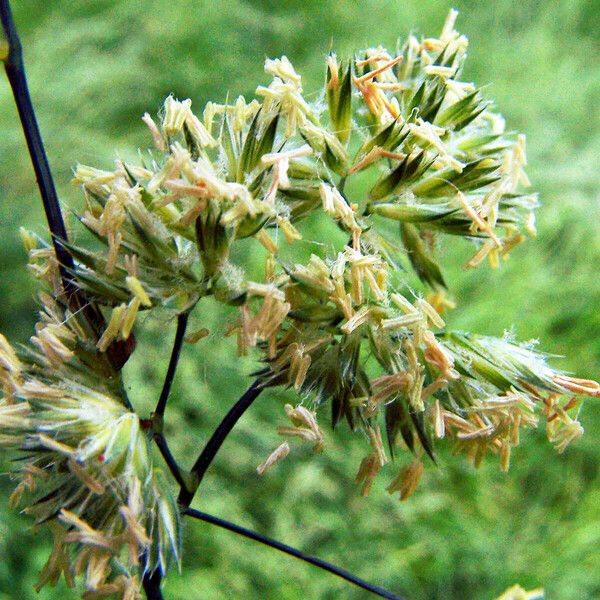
[178,379,263,506]
[141,563,164,600]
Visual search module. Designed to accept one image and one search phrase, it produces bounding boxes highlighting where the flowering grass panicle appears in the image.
[0,8,598,597]
[58,9,598,498]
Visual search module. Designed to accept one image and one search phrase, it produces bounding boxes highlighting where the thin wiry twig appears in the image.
[0,0,134,370]
[141,562,165,600]
[153,432,188,491]
[182,507,405,600]
[178,379,263,506]
[144,312,191,595]
[154,312,189,417]
[0,0,74,284]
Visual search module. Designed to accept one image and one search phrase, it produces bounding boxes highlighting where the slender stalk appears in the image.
[0,0,74,285]
[142,313,191,598]
[183,508,405,600]
[0,0,133,369]
[142,564,164,600]
[154,432,188,491]
[178,379,263,506]
[154,313,189,417]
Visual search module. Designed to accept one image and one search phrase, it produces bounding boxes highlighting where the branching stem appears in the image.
[178,379,263,506]
[183,508,405,600]
[144,312,192,599]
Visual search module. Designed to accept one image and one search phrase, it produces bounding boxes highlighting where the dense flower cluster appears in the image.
[0,10,597,598]
[0,291,180,597]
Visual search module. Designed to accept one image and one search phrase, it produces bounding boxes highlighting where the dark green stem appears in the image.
[183,508,405,600]
[153,432,188,491]
[0,0,134,370]
[154,312,189,417]
[178,379,263,506]
[0,0,74,285]
[141,563,164,600]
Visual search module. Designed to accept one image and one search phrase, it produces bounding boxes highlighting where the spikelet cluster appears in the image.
[53,10,599,494]
[0,289,180,597]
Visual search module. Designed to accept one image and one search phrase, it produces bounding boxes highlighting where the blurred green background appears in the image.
[1,0,599,598]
